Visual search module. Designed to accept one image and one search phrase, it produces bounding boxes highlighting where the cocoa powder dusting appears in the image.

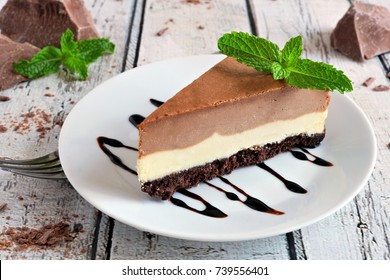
[0,222,81,251]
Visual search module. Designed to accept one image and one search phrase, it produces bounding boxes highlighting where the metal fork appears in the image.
[0,150,67,180]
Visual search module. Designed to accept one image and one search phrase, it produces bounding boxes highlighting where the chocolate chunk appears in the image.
[156,27,169,36]
[362,77,375,87]
[0,34,40,91]
[372,85,390,91]
[0,203,7,212]
[0,0,99,48]
[331,2,390,61]
[0,95,11,101]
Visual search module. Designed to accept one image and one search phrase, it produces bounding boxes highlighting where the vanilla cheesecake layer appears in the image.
[138,111,327,183]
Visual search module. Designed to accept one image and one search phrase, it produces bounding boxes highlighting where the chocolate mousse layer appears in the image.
[138,57,330,156]
[142,133,325,199]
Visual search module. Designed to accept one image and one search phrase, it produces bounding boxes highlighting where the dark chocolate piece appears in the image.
[362,77,375,87]
[141,133,325,200]
[0,0,99,48]
[372,85,390,92]
[331,2,390,61]
[0,34,39,91]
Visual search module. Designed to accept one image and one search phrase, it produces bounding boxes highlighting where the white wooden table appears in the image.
[0,0,389,260]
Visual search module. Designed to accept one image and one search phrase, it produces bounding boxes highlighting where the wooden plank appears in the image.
[0,0,136,259]
[251,0,390,259]
[136,0,252,66]
[107,0,291,260]
[304,0,390,260]
[110,220,289,260]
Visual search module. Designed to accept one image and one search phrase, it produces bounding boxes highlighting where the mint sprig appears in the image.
[218,32,353,94]
[13,29,115,81]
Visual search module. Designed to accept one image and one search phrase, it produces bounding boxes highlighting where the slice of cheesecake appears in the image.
[137,57,330,199]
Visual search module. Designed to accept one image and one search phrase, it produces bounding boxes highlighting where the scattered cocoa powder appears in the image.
[0,96,10,102]
[73,223,84,233]
[372,85,390,91]
[0,108,53,138]
[0,203,7,212]
[186,0,201,4]
[362,77,375,87]
[0,125,7,133]
[197,25,205,30]
[44,93,54,97]
[0,222,81,251]
[387,142,390,149]
[156,27,169,36]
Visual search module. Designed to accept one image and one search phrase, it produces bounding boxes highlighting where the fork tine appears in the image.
[1,164,63,173]
[0,160,61,170]
[0,151,60,165]
[0,150,67,180]
[2,168,67,180]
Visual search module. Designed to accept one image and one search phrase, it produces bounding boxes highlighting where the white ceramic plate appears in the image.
[59,55,377,241]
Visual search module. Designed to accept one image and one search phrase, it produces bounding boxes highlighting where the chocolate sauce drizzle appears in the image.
[291,148,333,167]
[96,98,334,218]
[170,189,227,218]
[257,162,307,194]
[205,177,284,215]
[129,114,145,127]
[150,98,164,107]
[96,136,138,175]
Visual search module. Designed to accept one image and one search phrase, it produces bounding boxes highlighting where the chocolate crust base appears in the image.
[140,133,325,200]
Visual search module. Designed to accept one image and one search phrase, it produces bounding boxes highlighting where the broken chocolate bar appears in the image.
[0,34,40,91]
[0,0,99,48]
[331,2,390,61]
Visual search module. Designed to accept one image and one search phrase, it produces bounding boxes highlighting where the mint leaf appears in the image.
[286,59,353,93]
[61,28,77,55]
[13,29,115,81]
[13,46,62,78]
[281,36,302,67]
[63,56,88,80]
[218,31,280,73]
[271,62,289,80]
[74,38,115,64]
[217,32,353,94]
